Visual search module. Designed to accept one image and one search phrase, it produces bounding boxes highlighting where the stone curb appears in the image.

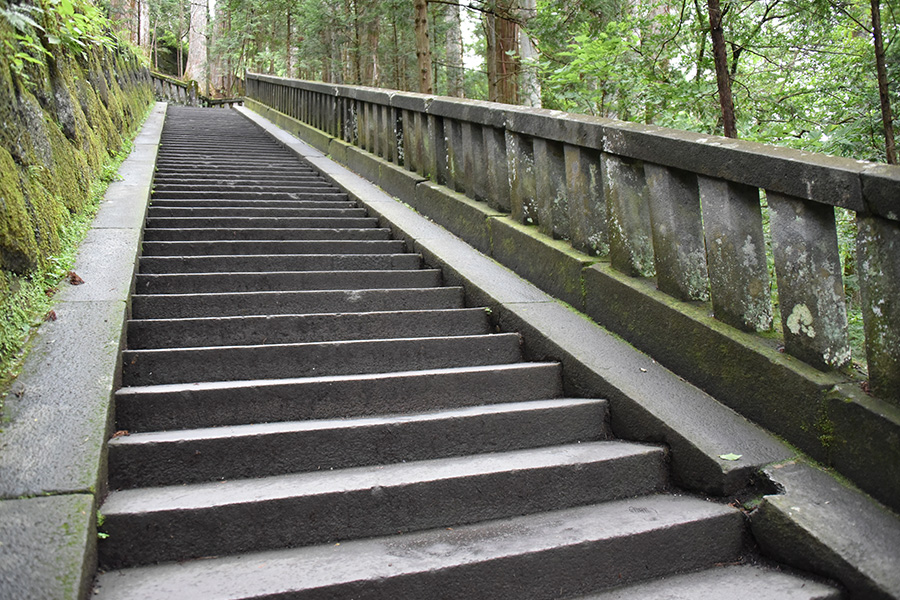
[238,102,900,599]
[0,102,166,600]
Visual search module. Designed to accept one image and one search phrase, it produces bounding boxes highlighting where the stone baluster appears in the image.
[857,214,900,402]
[768,192,850,370]
[506,131,537,224]
[645,164,708,300]
[534,138,569,240]
[445,119,464,193]
[485,127,510,212]
[461,122,487,202]
[698,177,773,331]
[565,145,607,256]
[603,154,654,277]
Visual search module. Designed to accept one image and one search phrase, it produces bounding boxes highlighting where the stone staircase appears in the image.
[92,106,839,599]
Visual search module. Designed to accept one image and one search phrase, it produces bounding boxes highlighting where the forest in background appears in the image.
[106,0,899,164]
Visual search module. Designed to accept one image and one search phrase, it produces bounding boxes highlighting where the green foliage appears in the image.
[533,0,898,162]
[1,0,119,87]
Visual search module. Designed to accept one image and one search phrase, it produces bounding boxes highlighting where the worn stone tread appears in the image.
[113,362,566,430]
[121,332,524,385]
[577,564,840,599]
[134,268,443,294]
[108,398,609,488]
[126,307,490,348]
[93,495,742,599]
[100,441,669,568]
[140,227,393,242]
[137,253,422,274]
[130,286,466,319]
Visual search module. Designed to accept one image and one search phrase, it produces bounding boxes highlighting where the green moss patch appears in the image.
[1,22,153,403]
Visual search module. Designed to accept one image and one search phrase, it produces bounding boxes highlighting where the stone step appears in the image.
[127,308,490,349]
[98,442,669,569]
[154,161,307,172]
[140,239,405,256]
[154,165,319,176]
[93,495,741,599]
[575,564,840,600]
[130,286,465,319]
[153,184,336,194]
[108,398,609,488]
[141,227,392,242]
[147,206,364,218]
[145,216,379,229]
[148,199,351,209]
[114,362,563,430]
[155,148,293,156]
[137,253,422,274]
[134,268,442,294]
[121,333,523,386]
[151,191,350,201]
[153,177,328,188]
[155,156,302,166]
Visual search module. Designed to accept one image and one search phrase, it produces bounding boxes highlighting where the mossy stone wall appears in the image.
[0,20,153,296]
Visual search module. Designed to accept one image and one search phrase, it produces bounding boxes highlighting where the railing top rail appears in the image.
[247,72,900,220]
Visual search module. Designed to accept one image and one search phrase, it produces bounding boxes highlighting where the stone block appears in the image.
[0,300,125,498]
[583,262,840,464]
[860,163,900,221]
[427,97,506,128]
[698,176,773,332]
[768,192,849,370]
[414,182,503,255]
[489,217,596,311]
[0,495,96,600]
[603,120,864,211]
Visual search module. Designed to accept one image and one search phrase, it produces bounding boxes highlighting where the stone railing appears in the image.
[245,74,900,406]
[150,72,243,108]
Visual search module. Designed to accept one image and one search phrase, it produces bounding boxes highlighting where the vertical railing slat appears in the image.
[485,127,511,212]
[603,154,654,277]
[462,122,487,202]
[768,192,850,369]
[857,214,900,402]
[534,139,569,239]
[506,131,537,224]
[564,145,607,256]
[698,176,773,331]
[645,164,708,300]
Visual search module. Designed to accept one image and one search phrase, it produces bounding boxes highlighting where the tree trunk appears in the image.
[286,9,294,79]
[363,14,380,86]
[184,0,209,95]
[707,0,737,138]
[444,0,464,97]
[208,0,228,96]
[392,17,401,90]
[486,0,519,105]
[414,0,433,94]
[871,0,897,164]
[517,0,540,107]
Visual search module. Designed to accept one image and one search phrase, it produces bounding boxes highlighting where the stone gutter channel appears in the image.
[0,101,898,599]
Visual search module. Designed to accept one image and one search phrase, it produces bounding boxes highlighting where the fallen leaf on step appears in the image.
[111,430,130,439]
[44,310,57,322]
[67,271,84,285]
[719,453,742,461]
